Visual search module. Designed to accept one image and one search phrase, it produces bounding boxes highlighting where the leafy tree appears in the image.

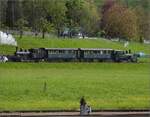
[66,0,100,36]
[22,0,47,32]
[0,21,5,30]
[135,6,150,41]
[80,0,100,36]
[22,0,66,37]
[1,0,149,40]
[101,0,116,14]
[38,18,54,39]
[45,0,67,37]
[0,0,8,26]
[16,18,28,38]
[100,0,116,30]
[66,0,84,32]
[101,2,138,40]
[6,0,23,28]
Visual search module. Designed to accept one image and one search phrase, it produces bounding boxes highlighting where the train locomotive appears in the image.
[8,47,138,62]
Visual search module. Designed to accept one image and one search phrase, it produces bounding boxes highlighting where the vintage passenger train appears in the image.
[7,47,138,62]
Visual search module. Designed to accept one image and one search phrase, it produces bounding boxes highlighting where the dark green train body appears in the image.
[9,48,138,62]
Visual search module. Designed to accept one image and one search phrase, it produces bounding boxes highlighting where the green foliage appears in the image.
[38,18,54,38]
[0,0,149,40]
[135,6,150,41]
[101,2,138,40]
[16,18,28,38]
[0,63,149,110]
[0,21,5,30]
[66,0,100,36]
[80,0,100,35]
[94,0,105,6]
[45,0,67,36]
[120,0,150,11]
[22,0,46,31]
[5,0,24,28]
[118,0,150,40]
[16,18,28,30]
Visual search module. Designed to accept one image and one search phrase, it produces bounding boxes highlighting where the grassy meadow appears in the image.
[0,36,150,111]
[0,62,149,111]
[0,35,150,55]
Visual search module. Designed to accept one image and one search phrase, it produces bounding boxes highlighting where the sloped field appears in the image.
[0,36,150,55]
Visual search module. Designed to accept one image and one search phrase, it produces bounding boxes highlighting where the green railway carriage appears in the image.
[79,48,114,62]
[9,48,138,62]
[45,48,79,61]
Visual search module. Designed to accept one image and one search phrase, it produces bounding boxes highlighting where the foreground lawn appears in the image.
[0,62,149,111]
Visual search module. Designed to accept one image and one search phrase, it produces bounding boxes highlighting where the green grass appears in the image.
[0,62,149,111]
[0,35,150,55]
[0,35,149,110]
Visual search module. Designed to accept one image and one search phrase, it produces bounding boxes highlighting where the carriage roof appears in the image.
[15,51,30,54]
[45,48,78,51]
[80,48,113,51]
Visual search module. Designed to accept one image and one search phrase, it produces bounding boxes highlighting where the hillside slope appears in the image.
[0,36,150,55]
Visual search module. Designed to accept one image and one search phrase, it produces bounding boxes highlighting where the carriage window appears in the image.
[52,50,54,54]
[54,50,56,54]
[69,50,71,53]
[89,51,91,54]
[106,50,108,54]
[103,50,106,54]
[67,50,70,53]
[70,50,74,53]
[108,50,111,54]
[90,51,93,54]
[85,51,87,54]
[64,50,67,54]
[56,50,59,54]
[84,51,87,54]
[93,51,97,54]
[48,51,51,54]
[59,50,62,53]
[51,50,53,54]
[106,50,111,54]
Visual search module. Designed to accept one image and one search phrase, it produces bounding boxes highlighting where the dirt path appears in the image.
[0,111,150,117]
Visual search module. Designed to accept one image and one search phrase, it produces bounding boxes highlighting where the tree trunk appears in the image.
[57,28,60,38]
[20,30,23,39]
[42,30,45,39]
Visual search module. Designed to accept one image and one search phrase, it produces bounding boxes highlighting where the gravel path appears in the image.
[0,111,150,117]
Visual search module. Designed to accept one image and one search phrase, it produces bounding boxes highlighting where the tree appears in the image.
[0,0,8,27]
[101,2,138,40]
[134,3,150,41]
[21,0,49,36]
[16,18,28,38]
[21,0,66,37]
[38,18,54,39]
[6,0,23,28]
[101,0,116,14]
[66,0,84,36]
[0,21,4,30]
[100,0,116,31]
[66,0,100,36]
[80,0,100,36]
[45,0,67,37]
[0,21,8,33]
